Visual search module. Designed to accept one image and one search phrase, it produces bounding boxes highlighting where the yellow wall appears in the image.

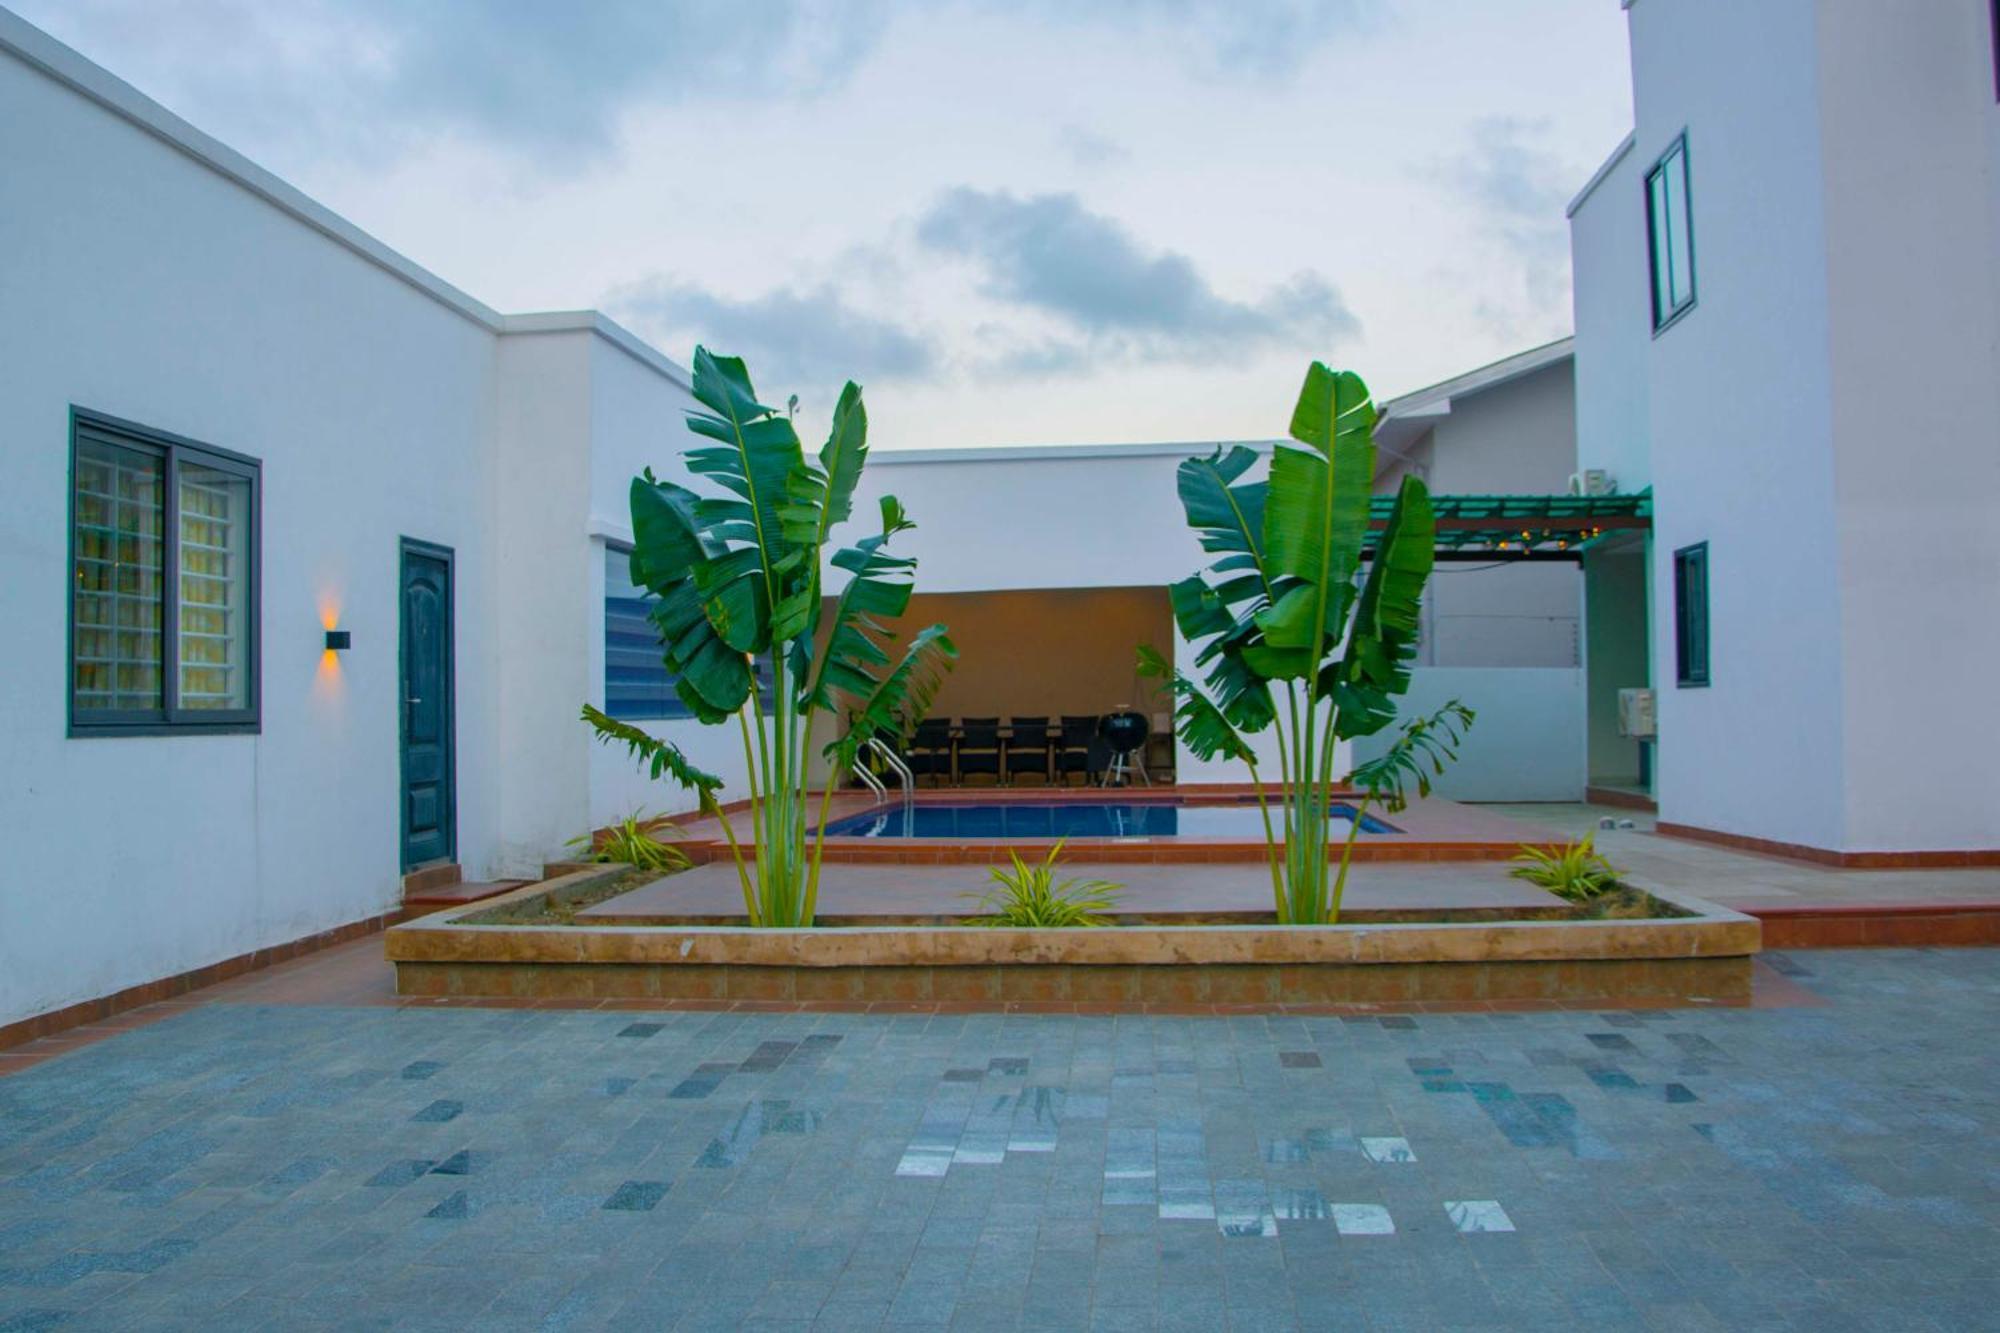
[887,586,1173,722]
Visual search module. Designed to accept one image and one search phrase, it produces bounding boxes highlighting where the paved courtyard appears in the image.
[2,948,1995,1331]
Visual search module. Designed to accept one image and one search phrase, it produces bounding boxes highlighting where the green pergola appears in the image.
[1366,492,1651,562]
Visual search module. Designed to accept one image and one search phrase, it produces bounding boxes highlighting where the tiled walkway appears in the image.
[2,949,1995,1330]
[1485,805,2000,909]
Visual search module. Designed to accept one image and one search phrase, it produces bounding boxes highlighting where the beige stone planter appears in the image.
[384,868,1760,1007]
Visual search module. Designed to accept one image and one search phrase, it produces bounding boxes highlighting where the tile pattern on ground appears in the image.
[0,950,1994,1329]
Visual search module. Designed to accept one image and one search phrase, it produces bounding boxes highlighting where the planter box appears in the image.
[384,868,1759,1007]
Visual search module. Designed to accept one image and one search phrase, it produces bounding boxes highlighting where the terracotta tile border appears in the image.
[1657,820,2000,868]
[1585,785,1657,812]
[1748,903,2000,949]
[0,909,400,1053]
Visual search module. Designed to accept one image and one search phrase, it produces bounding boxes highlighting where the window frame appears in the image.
[603,539,692,722]
[1673,541,1710,689]
[602,538,778,721]
[1645,132,1698,335]
[67,408,262,737]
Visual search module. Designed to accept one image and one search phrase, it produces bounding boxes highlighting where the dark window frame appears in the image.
[67,408,262,737]
[603,540,691,721]
[602,539,776,721]
[1645,132,1698,334]
[1673,541,1710,688]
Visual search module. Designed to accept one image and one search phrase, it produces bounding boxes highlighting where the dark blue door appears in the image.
[399,541,454,869]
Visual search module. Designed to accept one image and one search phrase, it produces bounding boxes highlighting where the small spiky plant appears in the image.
[1508,835,1622,902]
[964,840,1124,927]
[564,811,690,875]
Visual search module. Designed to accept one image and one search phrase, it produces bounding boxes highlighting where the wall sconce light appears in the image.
[324,629,352,651]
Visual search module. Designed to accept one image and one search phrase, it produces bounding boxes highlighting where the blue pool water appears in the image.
[819,799,1396,840]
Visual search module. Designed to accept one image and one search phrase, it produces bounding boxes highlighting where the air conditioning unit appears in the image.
[1617,688,1656,740]
[1568,469,1616,497]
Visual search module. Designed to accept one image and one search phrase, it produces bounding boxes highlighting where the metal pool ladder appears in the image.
[860,737,916,810]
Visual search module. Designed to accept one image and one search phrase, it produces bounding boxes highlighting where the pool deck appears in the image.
[578,860,1566,925]
[670,787,1563,865]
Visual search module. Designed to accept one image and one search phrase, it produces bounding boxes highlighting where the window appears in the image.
[603,544,777,720]
[1646,134,1696,332]
[1673,542,1709,687]
[69,411,259,734]
[604,544,686,720]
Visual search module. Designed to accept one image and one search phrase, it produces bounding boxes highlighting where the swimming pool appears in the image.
[818,798,1396,840]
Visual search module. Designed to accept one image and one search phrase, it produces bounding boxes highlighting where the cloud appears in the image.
[916,188,1359,368]
[1442,117,1576,338]
[1013,0,1381,79]
[17,0,1374,166]
[608,277,938,391]
[1057,125,1130,170]
[16,0,890,164]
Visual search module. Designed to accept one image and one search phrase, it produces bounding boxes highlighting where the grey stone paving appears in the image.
[1,949,1995,1331]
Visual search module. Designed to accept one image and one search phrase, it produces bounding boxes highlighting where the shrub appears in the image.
[565,811,690,874]
[1509,836,1622,902]
[965,840,1124,927]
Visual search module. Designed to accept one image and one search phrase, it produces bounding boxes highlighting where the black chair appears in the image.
[955,717,1002,786]
[1003,716,1055,785]
[1056,715,1102,786]
[904,718,954,787]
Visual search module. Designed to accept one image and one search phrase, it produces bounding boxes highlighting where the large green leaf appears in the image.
[804,511,921,713]
[826,622,957,768]
[1137,645,1254,764]
[580,704,724,795]
[627,474,752,719]
[1258,363,1377,663]
[1176,448,1272,603]
[775,381,870,643]
[682,347,807,649]
[1332,474,1434,739]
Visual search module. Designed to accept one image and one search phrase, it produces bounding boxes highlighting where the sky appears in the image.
[14,0,1635,450]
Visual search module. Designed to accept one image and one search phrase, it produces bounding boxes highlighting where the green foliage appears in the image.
[1148,361,1457,924]
[1347,701,1476,815]
[964,841,1125,928]
[585,349,956,927]
[580,706,723,800]
[1509,836,1623,902]
[565,811,691,874]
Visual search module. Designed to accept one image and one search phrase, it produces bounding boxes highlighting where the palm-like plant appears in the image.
[583,349,955,927]
[1138,362,1456,924]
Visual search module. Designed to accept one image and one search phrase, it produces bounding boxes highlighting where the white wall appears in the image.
[1349,668,1585,803]
[1814,0,2000,851]
[1624,0,1851,850]
[0,32,503,1023]
[1570,0,2000,853]
[1568,136,1653,493]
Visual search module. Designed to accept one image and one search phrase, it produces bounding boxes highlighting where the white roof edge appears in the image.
[1376,336,1575,423]
[0,8,502,331]
[0,9,693,392]
[867,439,1285,465]
[499,311,692,390]
[1566,131,1637,218]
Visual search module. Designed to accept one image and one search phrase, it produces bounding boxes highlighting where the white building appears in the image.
[0,12,718,1029]
[1567,0,2000,861]
[0,7,1604,1033]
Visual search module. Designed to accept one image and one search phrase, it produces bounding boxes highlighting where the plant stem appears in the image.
[707,795,761,926]
[1247,761,1285,921]
[1327,792,1367,924]
[802,758,840,926]
[740,700,770,925]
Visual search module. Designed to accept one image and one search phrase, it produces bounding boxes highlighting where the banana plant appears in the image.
[1138,361,1459,924]
[583,348,955,926]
